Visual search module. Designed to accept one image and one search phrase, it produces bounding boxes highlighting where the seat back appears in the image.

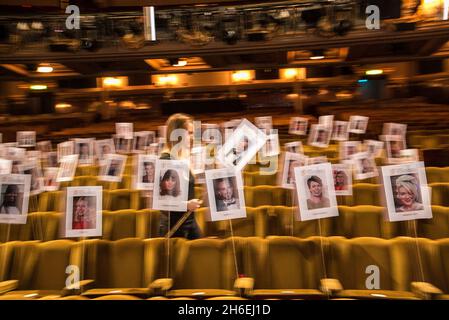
[352,184,381,206]
[171,238,242,290]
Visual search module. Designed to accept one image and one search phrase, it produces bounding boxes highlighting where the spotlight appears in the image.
[366,69,383,76]
[310,49,325,60]
[36,64,53,73]
[169,58,187,67]
[30,84,48,90]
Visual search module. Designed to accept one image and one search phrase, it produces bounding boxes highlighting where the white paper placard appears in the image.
[288,117,308,135]
[216,118,267,171]
[332,163,353,196]
[135,154,157,190]
[205,167,246,221]
[74,138,95,165]
[308,124,331,148]
[294,163,339,221]
[349,115,369,134]
[152,159,189,212]
[350,151,379,180]
[98,153,127,182]
[64,186,102,238]
[332,121,349,141]
[0,174,31,224]
[57,154,79,182]
[43,167,60,191]
[95,139,116,161]
[116,122,134,139]
[279,152,308,189]
[381,162,432,222]
[16,131,36,147]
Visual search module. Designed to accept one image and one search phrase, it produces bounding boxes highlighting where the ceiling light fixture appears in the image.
[36,64,53,73]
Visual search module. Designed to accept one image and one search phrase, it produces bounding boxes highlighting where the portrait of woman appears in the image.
[394,174,424,212]
[333,170,348,191]
[159,169,181,198]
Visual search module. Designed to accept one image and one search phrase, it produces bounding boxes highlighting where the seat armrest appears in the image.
[320,278,343,296]
[234,277,254,296]
[0,280,19,295]
[411,282,443,300]
[61,279,95,296]
[149,278,173,295]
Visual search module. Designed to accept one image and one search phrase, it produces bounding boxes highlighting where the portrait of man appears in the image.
[214,177,240,212]
[361,157,374,174]
[0,184,20,214]
[306,175,330,210]
[72,196,96,230]
[78,143,90,160]
[107,159,122,176]
[142,161,155,183]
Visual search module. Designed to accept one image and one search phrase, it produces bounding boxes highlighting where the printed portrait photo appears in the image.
[64,186,102,237]
[217,119,267,171]
[331,121,349,141]
[284,141,304,154]
[288,117,308,135]
[135,155,157,190]
[384,135,407,163]
[294,163,338,221]
[43,167,59,191]
[16,131,36,148]
[205,167,246,221]
[383,122,407,138]
[261,133,280,157]
[364,140,384,158]
[57,141,74,163]
[349,116,369,134]
[255,116,273,133]
[57,155,79,182]
[19,161,43,196]
[0,174,31,224]
[381,162,432,222]
[99,154,127,182]
[95,139,116,162]
[280,152,308,189]
[351,152,378,180]
[74,139,95,165]
[115,122,134,140]
[332,163,353,196]
[308,124,331,148]
[152,159,189,212]
[339,141,361,161]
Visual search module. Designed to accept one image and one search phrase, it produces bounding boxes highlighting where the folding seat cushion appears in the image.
[242,237,326,299]
[102,210,137,240]
[81,238,167,298]
[416,206,449,240]
[430,183,449,206]
[435,239,449,299]
[326,237,418,299]
[1,240,78,299]
[245,186,292,207]
[335,206,396,239]
[390,237,445,299]
[118,175,132,190]
[352,184,381,206]
[28,195,40,213]
[0,242,14,283]
[28,211,61,241]
[38,191,64,212]
[164,238,242,298]
[265,206,334,238]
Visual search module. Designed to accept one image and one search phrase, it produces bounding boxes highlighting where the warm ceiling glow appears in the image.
[420,0,445,18]
[286,93,299,99]
[103,77,123,88]
[37,64,53,73]
[55,103,72,109]
[310,55,325,60]
[283,68,298,79]
[30,84,47,90]
[172,59,188,67]
[232,70,253,83]
[156,74,178,86]
[365,69,384,75]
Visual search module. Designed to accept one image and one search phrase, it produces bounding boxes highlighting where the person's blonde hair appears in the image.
[165,113,193,151]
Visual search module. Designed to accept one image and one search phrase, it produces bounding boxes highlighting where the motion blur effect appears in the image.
[0,0,448,303]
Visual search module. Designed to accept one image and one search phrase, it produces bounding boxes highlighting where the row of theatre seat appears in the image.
[2,205,449,242]
[29,182,449,212]
[0,236,448,300]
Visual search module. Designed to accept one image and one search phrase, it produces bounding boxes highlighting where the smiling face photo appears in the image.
[72,196,96,230]
[391,174,424,213]
[213,176,240,212]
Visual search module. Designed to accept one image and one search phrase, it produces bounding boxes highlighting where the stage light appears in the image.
[283,68,298,79]
[169,58,187,67]
[358,79,368,84]
[365,69,383,76]
[156,74,178,86]
[231,70,252,83]
[36,64,53,73]
[310,49,325,60]
[30,84,47,90]
[102,77,124,88]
